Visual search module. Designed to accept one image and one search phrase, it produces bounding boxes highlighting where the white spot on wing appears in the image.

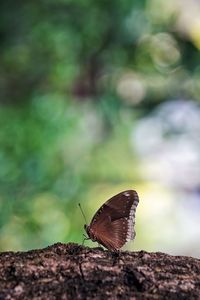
[123,192,130,197]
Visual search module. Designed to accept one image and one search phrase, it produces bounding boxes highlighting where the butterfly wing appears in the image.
[89,190,139,250]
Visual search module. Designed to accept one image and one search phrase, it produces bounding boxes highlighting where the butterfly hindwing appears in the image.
[94,216,130,250]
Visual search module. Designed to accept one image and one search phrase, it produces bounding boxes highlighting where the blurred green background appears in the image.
[1,0,200,257]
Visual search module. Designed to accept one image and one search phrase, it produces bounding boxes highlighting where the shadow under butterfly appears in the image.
[80,190,139,251]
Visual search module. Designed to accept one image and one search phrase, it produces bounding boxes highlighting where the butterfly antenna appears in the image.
[78,203,88,224]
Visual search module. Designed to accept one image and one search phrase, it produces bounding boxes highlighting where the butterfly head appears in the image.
[84,224,90,237]
[84,224,88,233]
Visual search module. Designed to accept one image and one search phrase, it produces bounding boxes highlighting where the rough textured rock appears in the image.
[0,243,199,299]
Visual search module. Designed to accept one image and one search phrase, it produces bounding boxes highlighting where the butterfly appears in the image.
[83,190,139,251]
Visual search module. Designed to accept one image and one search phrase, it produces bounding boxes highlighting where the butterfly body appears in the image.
[84,190,139,251]
[84,224,97,242]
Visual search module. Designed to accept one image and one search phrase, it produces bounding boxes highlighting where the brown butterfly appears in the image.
[83,190,139,251]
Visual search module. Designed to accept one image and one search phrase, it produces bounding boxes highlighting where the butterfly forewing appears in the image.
[87,190,139,251]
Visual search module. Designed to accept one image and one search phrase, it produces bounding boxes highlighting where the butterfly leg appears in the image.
[82,234,90,246]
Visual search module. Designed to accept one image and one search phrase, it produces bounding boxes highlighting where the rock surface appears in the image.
[0,243,200,299]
